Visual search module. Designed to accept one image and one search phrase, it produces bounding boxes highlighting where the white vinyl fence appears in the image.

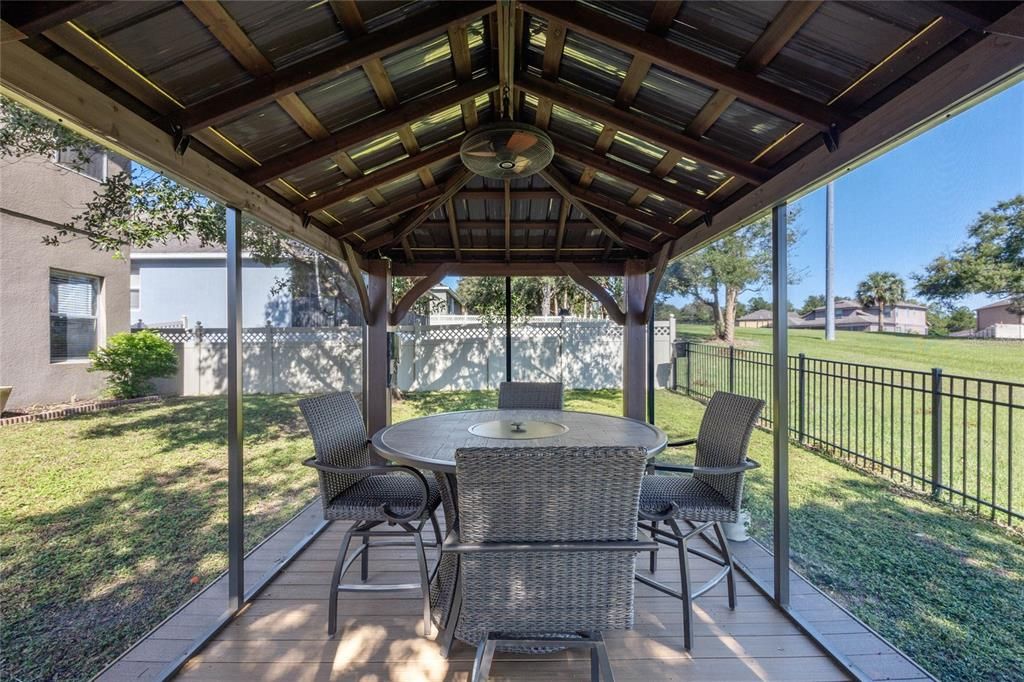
[149,317,676,396]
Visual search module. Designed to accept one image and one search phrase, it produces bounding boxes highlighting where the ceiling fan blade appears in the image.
[465,151,497,157]
[513,156,531,174]
[506,131,538,153]
[464,139,494,155]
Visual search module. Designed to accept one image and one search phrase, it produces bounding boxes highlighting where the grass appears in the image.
[2,390,1022,681]
[0,395,315,681]
[676,323,1024,381]
[397,389,1024,682]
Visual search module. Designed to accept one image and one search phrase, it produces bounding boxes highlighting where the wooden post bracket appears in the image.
[559,263,626,325]
[389,263,452,326]
[343,242,373,325]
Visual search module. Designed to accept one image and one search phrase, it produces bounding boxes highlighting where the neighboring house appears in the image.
[131,239,292,328]
[736,310,804,328]
[426,284,465,316]
[797,299,928,334]
[0,149,131,410]
[975,299,1023,330]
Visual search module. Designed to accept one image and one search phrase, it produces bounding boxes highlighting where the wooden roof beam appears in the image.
[172,1,494,133]
[328,185,445,239]
[295,134,465,214]
[244,76,493,186]
[0,1,104,39]
[445,199,463,260]
[520,1,855,133]
[568,186,686,239]
[448,22,479,130]
[554,198,570,260]
[360,168,475,252]
[520,74,772,185]
[393,261,624,277]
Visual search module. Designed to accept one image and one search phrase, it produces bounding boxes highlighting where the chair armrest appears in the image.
[441,530,658,555]
[650,457,761,475]
[302,457,430,524]
[666,437,697,448]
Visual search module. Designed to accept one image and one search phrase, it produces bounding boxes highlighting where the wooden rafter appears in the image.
[389,263,452,325]
[172,1,494,133]
[329,185,445,239]
[448,22,479,130]
[331,0,436,189]
[243,78,494,186]
[554,198,570,260]
[416,220,596,230]
[559,263,626,324]
[521,74,772,185]
[360,168,475,252]
[394,261,624,277]
[503,179,512,262]
[520,1,855,133]
[295,135,465,214]
[534,15,566,129]
[445,199,462,260]
[568,186,685,239]
[496,0,516,117]
[0,1,104,39]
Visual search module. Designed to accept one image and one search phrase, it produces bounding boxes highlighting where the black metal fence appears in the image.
[673,341,1024,526]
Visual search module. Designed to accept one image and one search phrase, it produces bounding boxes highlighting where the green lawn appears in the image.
[676,323,1024,381]
[0,395,315,681]
[2,390,1022,681]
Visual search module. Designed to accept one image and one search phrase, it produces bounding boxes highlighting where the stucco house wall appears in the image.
[0,153,130,410]
[977,300,1023,330]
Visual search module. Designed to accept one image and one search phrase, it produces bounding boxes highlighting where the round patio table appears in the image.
[370,409,667,642]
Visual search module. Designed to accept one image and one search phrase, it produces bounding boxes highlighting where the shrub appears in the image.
[88,331,177,399]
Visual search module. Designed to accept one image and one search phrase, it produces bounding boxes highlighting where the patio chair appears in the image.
[441,446,654,682]
[636,391,763,650]
[497,381,564,409]
[299,391,442,637]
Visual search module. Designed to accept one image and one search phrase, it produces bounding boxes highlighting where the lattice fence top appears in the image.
[144,326,362,344]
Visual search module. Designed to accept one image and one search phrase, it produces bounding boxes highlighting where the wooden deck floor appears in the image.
[171,519,859,682]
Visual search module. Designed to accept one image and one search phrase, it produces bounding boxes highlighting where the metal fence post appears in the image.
[798,353,806,443]
[685,341,692,396]
[930,367,943,498]
[728,344,736,393]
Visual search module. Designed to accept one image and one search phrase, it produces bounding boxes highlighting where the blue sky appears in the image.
[743,80,1024,311]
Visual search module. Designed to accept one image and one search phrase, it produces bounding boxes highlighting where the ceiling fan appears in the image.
[459,121,555,180]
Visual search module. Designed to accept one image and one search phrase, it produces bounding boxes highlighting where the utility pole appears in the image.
[825,182,836,341]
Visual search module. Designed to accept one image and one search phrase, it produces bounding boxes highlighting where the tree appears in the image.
[747,296,771,313]
[947,305,976,332]
[914,195,1024,314]
[799,294,826,315]
[856,271,906,332]
[88,331,178,398]
[660,210,802,343]
[0,96,362,320]
[456,276,613,324]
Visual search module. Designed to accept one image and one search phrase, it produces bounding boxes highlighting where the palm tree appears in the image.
[856,272,906,332]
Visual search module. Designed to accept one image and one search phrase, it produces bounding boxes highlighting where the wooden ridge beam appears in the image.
[416,220,595,230]
[295,135,465,214]
[243,77,494,186]
[0,39,342,261]
[0,2,104,39]
[172,1,494,133]
[390,264,452,325]
[361,168,474,252]
[393,261,624,277]
[559,263,626,325]
[552,135,714,213]
[521,74,772,185]
[520,1,854,133]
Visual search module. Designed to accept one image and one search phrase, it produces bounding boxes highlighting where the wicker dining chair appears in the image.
[636,391,764,650]
[299,392,442,637]
[497,381,564,409]
[441,446,654,682]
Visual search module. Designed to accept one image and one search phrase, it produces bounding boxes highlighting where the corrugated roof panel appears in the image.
[75,2,252,106]
[220,0,346,69]
[631,65,715,133]
[665,157,728,197]
[703,99,793,160]
[667,2,782,69]
[558,29,632,104]
[410,104,465,146]
[607,131,666,170]
[348,132,406,171]
[216,102,311,161]
[466,19,490,76]
[383,33,456,102]
[588,173,635,204]
[375,172,425,203]
[362,1,439,32]
[549,105,604,148]
[285,157,347,195]
[639,192,685,220]
[296,68,383,133]
[577,1,651,30]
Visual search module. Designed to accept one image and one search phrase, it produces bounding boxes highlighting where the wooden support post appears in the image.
[771,203,790,607]
[623,259,648,421]
[225,205,245,611]
[364,259,391,458]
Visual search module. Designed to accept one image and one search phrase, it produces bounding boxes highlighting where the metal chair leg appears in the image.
[648,520,658,574]
[360,535,369,583]
[472,635,497,682]
[594,634,615,681]
[666,517,693,650]
[405,522,432,636]
[591,647,600,682]
[328,524,357,637]
[439,562,462,659]
[713,521,736,609]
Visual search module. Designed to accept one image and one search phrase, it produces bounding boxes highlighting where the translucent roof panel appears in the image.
[284,158,349,196]
[383,33,456,103]
[703,99,793,160]
[347,132,406,172]
[558,29,632,104]
[216,102,311,161]
[666,2,782,70]
[549,105,605,148]
[296,68,383,134]
[631,65,716,134]
[410,105,466,147]
[606,131,667,172]
[221,0,347,69]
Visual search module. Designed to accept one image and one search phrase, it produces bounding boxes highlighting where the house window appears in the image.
[50,270,100,362]
[53,148,107,182]
[130,265,140,310]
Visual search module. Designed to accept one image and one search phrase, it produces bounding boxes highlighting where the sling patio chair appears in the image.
[299,391,442,637]
[636,391,764,650]
[497,381,564,410]
[440,446,654,682]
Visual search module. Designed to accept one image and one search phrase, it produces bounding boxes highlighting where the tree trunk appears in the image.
[878,303,885,332]
[712,288,725,340]
[541,281,553,317]
[723,287,738,345]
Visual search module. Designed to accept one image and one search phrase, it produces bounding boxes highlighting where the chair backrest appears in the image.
[497,381,564,409]
[454,446,647,641]
[298,392,370,505]
[694,391,764,511]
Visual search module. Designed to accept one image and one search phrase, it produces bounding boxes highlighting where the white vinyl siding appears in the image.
[50,270,100,362]
[130,265,140,311]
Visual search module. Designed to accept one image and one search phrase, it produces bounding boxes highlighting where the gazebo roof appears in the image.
[3,1,1022,275]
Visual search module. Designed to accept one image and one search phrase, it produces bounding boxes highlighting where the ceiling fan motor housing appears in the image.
[460,122,555,179]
